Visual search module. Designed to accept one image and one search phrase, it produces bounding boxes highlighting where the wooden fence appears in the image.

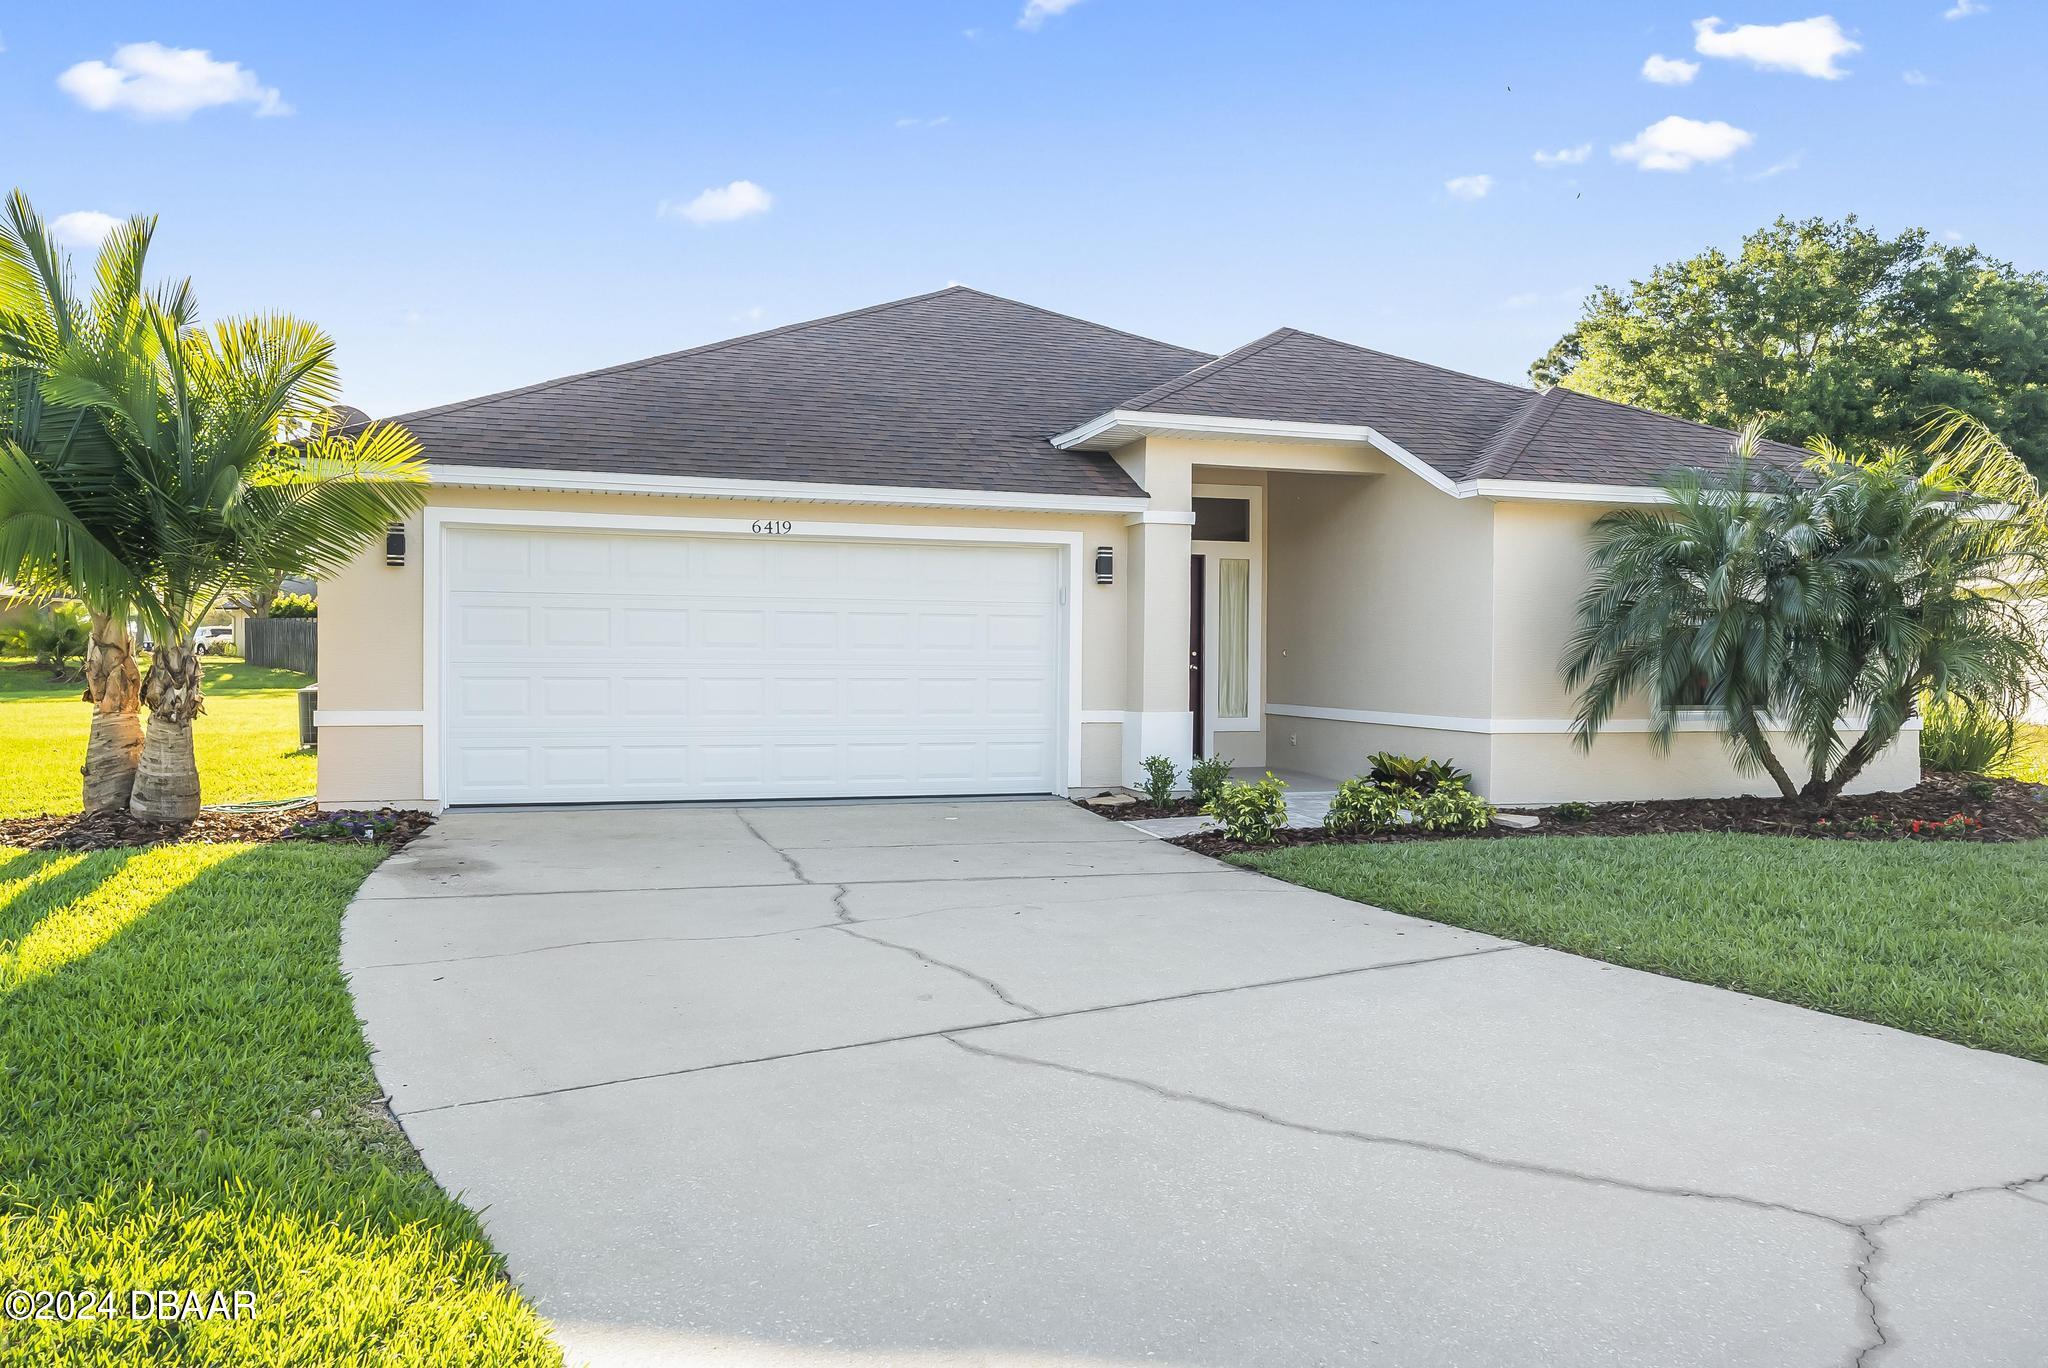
[244,617,318,676]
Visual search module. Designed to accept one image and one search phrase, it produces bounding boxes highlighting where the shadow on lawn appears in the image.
[0,844,560,1365]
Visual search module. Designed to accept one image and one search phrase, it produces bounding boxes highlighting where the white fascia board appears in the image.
[425,464,1149,516]
[1455,478,1672,506]
[1051,410,1459,497]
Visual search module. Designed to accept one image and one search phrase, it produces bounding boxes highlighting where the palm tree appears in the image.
[0,190,163,811]
[31,296,426,822]
[1563,415,2048,805]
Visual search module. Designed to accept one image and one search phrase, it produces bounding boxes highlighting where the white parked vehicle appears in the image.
[192,624,236,655]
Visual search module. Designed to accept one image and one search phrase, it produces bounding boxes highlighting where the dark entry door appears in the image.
[1189,554,1205,756]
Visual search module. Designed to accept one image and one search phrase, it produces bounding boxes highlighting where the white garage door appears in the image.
[439,526,1065,805]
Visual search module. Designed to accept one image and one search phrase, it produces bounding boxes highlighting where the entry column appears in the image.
[1122,509,1197,787]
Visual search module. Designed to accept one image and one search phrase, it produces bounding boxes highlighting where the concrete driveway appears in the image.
[343,799,2048,1368]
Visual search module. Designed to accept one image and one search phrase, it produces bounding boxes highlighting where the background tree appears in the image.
[0,190,164,811]
[1564,415,2047,805]
[26,298,425,822]
[1532,217,2048,479]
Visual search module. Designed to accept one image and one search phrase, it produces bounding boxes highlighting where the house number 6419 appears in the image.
[749,519,794,535]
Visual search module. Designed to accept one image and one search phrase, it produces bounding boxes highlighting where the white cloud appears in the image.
[894,114,951,128]
[1533,143,1592,167]
[1945,0,1987,17]
[658,180,774,226]
[50,210,121,249]
[1612,116,1755,171]
[1943,229,1966,243]
[1693,16,1860,80]
[1018,0,1086,29]
[1444,174,1494,201]
[1011,0,1081,28]
[1748,153,1803,180]
[57,42,289,119]
[1641,53,1701,85]
[732,305,768,324]
[1902,69,1933,85]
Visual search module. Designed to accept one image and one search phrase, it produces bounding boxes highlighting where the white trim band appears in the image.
[426,464,1149,516]
[1268,703,1921,735]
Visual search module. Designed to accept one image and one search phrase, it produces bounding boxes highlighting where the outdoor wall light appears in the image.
[385,522,407,566]
[1095,546,1114,584]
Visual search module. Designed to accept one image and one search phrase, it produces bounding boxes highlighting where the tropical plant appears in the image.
[1188,754,1233,806]
[1408,779,1495,833]
[1918,697,2018,775]
[1563,415,2048,806]
[1202,772,1290,844]
[1324,777,1406,834]
[0,190,160,810]
[4,601,89,678]
[1138,754,1179,808]
[21,293,426,821]
[1365,752,1472,794]
[266,591,317,619]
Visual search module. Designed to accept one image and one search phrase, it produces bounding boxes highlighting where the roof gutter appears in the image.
[425,464,1151,516]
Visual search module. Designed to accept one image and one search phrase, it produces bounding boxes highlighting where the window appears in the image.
[1192,497,1250,543]
[1217,558,1250,719]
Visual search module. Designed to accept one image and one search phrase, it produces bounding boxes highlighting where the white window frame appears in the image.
[420,506,1082,805]
[1190,482,1265,753]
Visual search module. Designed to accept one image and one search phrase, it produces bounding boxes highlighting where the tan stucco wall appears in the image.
[316,486,1135,808]
[1266,466,1496,719]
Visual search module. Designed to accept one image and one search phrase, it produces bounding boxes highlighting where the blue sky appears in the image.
[2,2,2040,416]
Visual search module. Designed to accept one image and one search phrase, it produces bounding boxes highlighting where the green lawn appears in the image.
[1235,834,2048,1063]
[1999,723,2048,784]
[0,840,560,1365]
[0,656,316,820]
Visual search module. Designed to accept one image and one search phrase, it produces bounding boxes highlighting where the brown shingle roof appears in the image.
[1121,325,1809,486]
[386,288,1810,499]
[388,286,1210,499]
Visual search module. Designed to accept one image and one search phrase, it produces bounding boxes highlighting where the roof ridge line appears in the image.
[1470,388,1567,481]
[378,286,981,426]
[1271,325,1537,401]
[945,286,1212,360]
[1123,327,1300,411]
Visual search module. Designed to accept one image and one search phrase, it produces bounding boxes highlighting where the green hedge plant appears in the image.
[1324,777,1406,834]
[1139,754,1179,808]
[1188,754,1233,806]
[1410,779,1496,833]
[1204,772,1290,844]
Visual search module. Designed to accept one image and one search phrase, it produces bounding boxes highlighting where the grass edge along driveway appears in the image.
[0,840,561,1366]
[1234,833,2048,1065]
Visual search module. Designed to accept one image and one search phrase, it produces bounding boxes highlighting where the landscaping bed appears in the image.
[0,804,433,853]
[1073,794,1206,821]
[1164,771,2044,858]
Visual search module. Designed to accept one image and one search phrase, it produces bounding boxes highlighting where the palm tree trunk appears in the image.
[131,643,205,824]
[81,611,143,813]
[1806,694,1915,808]
[1731,718,1801,800]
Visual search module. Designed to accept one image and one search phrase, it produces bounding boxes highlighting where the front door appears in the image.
[1189,553,1205,756]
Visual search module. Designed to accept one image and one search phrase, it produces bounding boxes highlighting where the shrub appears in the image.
[1139,754,1178,808]
[1966,779,1997,801]
[1919,697,2017,776]
[1366,751,1472,794]
[266,592,318,619]
[1554,800,1594,824]
[1188,754,1233,806]
[4,604,89,679]
[1409,779,1495,833]
[1204,772,1290,844]
[1325,777,1407,834]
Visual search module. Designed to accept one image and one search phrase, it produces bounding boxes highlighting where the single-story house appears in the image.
[315,286,1917,810]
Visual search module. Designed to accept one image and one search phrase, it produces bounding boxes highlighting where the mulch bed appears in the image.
[1159,771,2046,859]
[0,803,434,853]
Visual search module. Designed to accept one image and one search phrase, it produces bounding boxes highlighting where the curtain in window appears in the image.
[1218,558,1250,719]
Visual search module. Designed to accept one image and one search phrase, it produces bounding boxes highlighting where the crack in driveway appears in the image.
[733,810,812,883]
[834,923,1043,1015]
[941,1035,2048,1368]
